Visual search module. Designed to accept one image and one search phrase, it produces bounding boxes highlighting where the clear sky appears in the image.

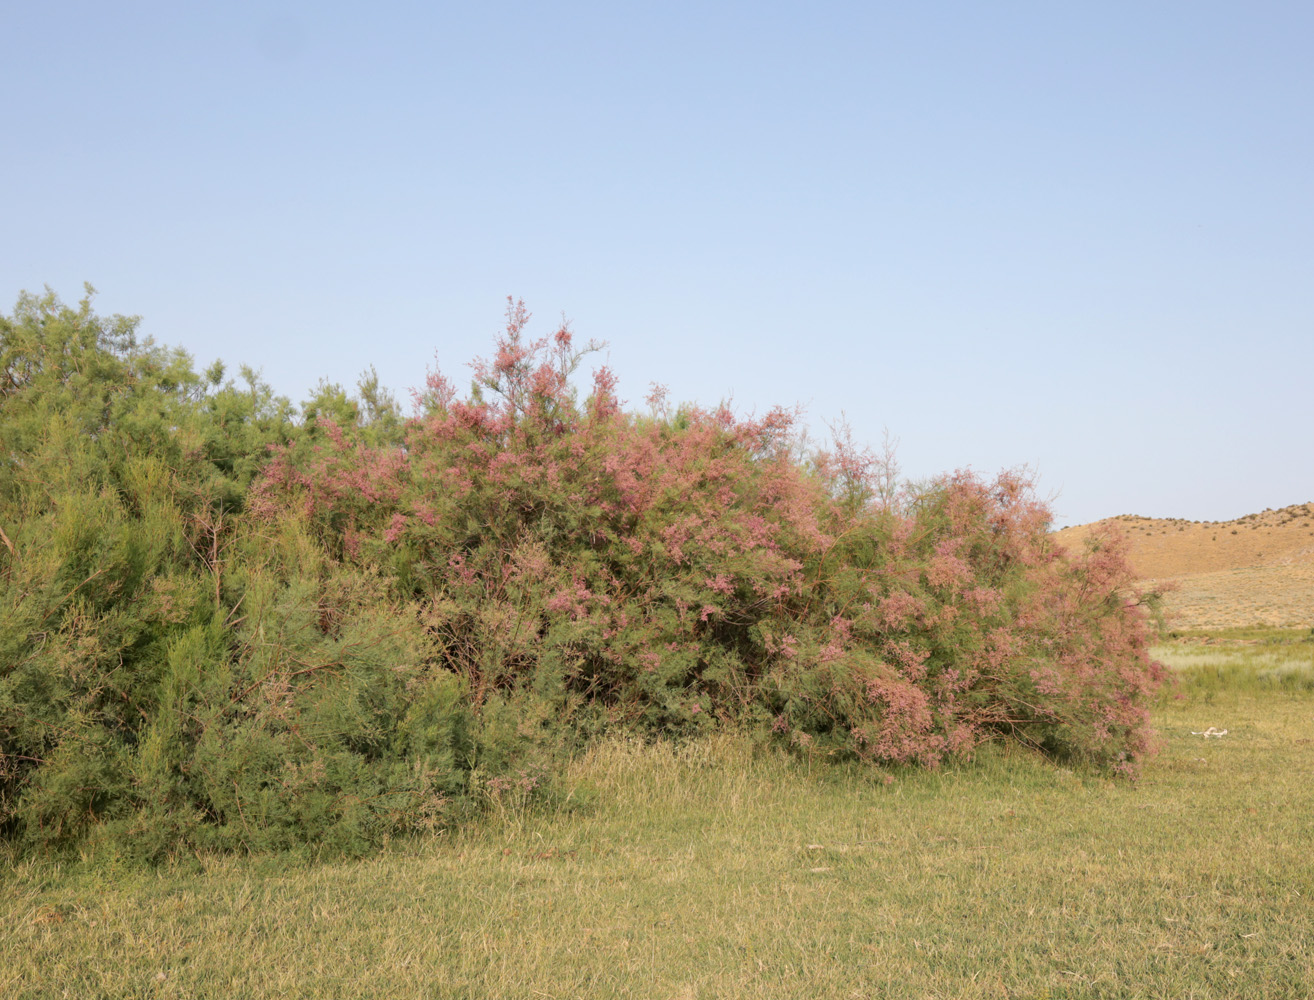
[5,1,1311,526]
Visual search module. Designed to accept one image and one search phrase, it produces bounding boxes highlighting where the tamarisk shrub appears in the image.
[0,291,491,860]
[0,288,301,855]
[255,298,1165,775]
[0,290,1166,862]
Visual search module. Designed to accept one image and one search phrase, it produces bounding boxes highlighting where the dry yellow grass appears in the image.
[1054,502,1314,630]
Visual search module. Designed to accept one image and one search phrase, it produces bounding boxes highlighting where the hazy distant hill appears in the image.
[1053,503,1314,630]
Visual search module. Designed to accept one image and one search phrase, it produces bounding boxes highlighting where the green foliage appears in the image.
[100,517,480,860]
[0,290,502,860]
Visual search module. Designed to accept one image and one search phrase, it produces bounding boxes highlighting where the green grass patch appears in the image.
[1155,632,1314,697]
[4,651,1313,999]
[1163,625,1314,645]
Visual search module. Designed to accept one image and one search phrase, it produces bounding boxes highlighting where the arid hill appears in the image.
[1053,502,1314,630]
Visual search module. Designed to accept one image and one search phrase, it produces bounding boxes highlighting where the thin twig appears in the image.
[0,752,52,765]
[223,592,247,627]
[232,780,253,838]
[38,568,107,624]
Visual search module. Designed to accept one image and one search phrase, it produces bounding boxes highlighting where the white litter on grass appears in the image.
[1190,727,1229,738]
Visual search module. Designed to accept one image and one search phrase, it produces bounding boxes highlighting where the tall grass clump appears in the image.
[1,291,1166,861]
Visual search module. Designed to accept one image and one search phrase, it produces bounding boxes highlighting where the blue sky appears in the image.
[5,1,1311,526]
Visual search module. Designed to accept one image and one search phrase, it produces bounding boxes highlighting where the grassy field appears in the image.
[3,636,1312,999]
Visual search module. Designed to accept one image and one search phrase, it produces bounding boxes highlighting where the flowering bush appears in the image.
[255,299,1165,774]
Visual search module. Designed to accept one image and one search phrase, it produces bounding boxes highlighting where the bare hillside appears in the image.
[1053,502,1314,629]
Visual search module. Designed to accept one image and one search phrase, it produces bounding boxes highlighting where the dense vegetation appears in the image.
[0,289,1165,860]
